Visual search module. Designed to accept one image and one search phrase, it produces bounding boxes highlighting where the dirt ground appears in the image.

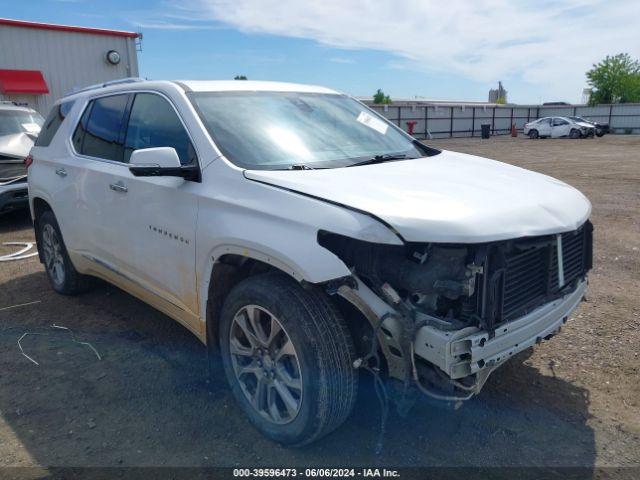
[0,135,638,472]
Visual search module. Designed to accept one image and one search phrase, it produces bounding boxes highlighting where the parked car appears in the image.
[0,102,43,214]
[524,116,594,139]
[568,116,609,137]
[28,79,593,445]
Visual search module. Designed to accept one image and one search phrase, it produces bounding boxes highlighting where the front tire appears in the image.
[569,129,581,139]
[596,129,605,137]
[528,130,539,139]
[38,210,92,295]
[219,273,358,446]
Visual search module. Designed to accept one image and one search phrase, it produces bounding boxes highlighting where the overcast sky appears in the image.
[4,0,640,103]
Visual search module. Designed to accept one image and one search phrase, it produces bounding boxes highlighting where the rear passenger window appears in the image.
[74,94,129,162]
[35,101,74,147]
[124,93,196,165]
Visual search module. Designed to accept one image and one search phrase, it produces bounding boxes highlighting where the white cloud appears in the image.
[128,1,224,31]
[189,0,640,102]
[330,57,355,64]
[132,20,218,30]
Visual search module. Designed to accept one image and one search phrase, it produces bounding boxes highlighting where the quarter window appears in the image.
[124,93,196,165]
[72,102,92,153]
[34,102,70,147]
[74,94,129,162]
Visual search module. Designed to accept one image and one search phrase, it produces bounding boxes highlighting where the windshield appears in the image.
[0,110,44,137]
[188,91,438,169]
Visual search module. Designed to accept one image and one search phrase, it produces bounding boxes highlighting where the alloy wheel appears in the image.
[42,223,65,286]
[229,305,303,425]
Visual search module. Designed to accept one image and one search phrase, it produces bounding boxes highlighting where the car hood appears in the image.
[0,133,34,158]
[244,150,591,243]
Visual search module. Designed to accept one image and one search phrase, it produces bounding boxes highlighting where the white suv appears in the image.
[28,79,593,445]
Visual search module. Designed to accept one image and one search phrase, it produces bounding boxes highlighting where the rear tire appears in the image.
[528,130,539,139]
[219,273,358,446]
[596,129,605,137]
[37,210,92,295]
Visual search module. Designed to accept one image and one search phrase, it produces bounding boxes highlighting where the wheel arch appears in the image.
[202,249,373,360]
[31,196,54,264]
[199,240,353,342]
[205,253,280,351]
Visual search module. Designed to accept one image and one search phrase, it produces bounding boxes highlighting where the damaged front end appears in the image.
[319,221,593,405]
[0,154,29,214]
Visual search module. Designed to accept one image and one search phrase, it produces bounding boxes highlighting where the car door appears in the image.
[68,93,133,268]
[104,92,201,333]
[551,117,570,137]
[535,118,551,137]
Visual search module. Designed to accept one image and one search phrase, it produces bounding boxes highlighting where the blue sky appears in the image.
[3,0,639,104]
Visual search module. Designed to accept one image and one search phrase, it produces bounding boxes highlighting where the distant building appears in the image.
[581,88,592,105]
[488,81,507,103]
[0,18,140,115]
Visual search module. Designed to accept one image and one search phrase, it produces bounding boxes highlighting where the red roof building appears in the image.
[0,18,141,114]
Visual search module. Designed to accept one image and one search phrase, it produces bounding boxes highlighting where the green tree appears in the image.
[373,88,392,104]
[495,96,507,105]
[586,53,640,105]
[234,75,248,80]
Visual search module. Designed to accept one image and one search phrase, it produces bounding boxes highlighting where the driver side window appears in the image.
[124,93,197,165]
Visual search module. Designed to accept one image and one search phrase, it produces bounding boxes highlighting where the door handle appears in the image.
[55,168,67,177]
[109,182,128,193]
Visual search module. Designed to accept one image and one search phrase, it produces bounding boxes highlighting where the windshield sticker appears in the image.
[357,111,388,135]
[22,123,41,134]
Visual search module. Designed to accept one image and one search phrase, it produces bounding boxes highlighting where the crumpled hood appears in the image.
[244,150,591,243]
[0,133,34,158]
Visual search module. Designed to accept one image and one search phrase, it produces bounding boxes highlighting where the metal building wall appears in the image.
[0,24,138,115]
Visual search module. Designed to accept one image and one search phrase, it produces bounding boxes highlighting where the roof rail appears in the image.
[67,77,144,96]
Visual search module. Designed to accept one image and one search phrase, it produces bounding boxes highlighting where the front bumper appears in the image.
[414,280,587,379]
[580,127,595,137]
[0,181,29,213]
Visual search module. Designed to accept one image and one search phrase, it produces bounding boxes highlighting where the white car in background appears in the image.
[524,116,595,139]
[0,102,43,214]
[27,79,592,445]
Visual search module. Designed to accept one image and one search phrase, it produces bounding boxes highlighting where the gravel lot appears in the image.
[0,135,638,472]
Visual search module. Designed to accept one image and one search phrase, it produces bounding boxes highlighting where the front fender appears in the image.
[194,161,403,319]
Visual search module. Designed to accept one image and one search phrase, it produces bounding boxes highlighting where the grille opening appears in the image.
[478,222,592,329]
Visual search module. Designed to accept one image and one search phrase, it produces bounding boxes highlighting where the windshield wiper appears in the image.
[289,164,315,170]
[347,154,409,167]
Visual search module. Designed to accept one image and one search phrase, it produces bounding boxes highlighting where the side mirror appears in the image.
[128,147,201,182]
